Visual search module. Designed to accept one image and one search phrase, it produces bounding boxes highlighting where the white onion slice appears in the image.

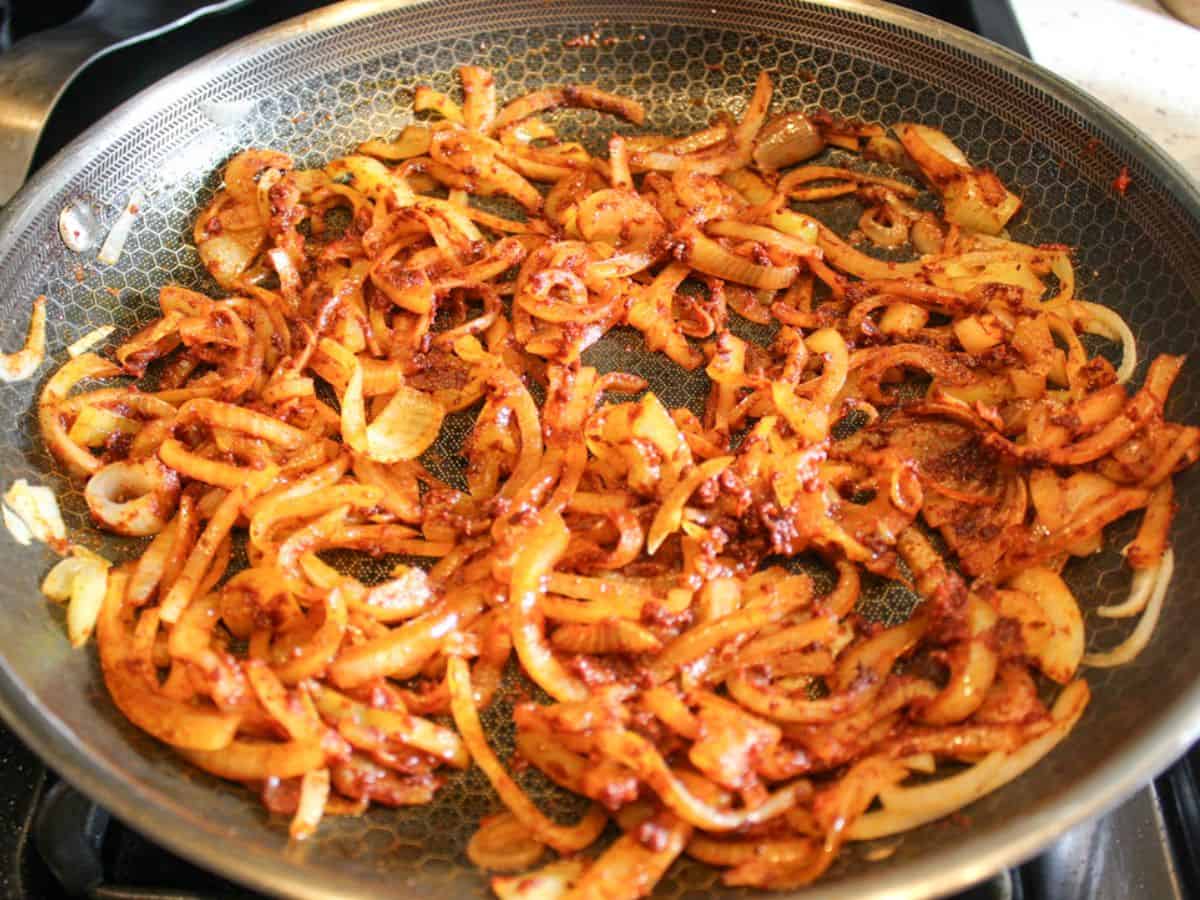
[2,479,66,548]
[849,680,1088,840]
[342,361,445,464]
[1097,560,1158,618]
[97,189,145,265]
[267,248,301,306]
[289,768,330,840]
[42,550,111,647]
[1084,548,1174,667]
[2,505,32,546]
[67,325,115,358]
[42,556,90,602]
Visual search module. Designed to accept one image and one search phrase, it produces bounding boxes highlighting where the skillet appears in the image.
[0,1,1199,896]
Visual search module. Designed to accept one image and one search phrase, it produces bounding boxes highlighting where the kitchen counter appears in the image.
[1010,0,1199,174]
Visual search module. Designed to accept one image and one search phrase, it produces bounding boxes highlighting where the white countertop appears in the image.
[1010,0,1200,175]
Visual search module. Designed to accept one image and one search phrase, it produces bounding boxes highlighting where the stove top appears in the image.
[0,1,1192,898]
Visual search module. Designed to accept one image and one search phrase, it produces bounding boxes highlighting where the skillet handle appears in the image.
[0,0,250,206]
[0,19,113,206]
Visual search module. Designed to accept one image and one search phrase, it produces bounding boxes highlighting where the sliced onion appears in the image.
[900,752,937,775]
[849,680,1089,840]
[1073,300,1137,385]
[360,565,435,622]
[289,768,330,840]
[67,325,115,358]
[85,459,180,536]
[894,125,1020,235]
[268,248,301,307]
[357,125,432,161]
[685,233,798,290]
[42,555,91,602]
[343,362,444,463]
[895,123,968,174]
[647,456,734,553]
[932,254,1045,299]
[550,619,663,654]
[1084,549,1173,667]
[1046,250,1076,305]
[817,225,925,280]
[325,155,413,206]
[1002,569,1084,684]
[858,205,909,249]
[3,479,66,549]
[1097,561,1157,618]
[467,811,546,871]
[753,111,825,170]
[67,558,109,648]
[577,189,663,247]
[97,189,144,265]
[0,296,46,383]
[864,135,916,171]
[43,550,111,647]
[196,231,262,289]
[366,385,444,462]
[2,505,32,546]
[576,188,665,279]
[910,212,945,255]
[491,85,645,135]
[706,220,818,258]
[517,268,609,323]
[943,174,1022,236]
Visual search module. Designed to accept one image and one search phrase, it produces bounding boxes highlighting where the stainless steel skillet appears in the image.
[0,1,1199,897]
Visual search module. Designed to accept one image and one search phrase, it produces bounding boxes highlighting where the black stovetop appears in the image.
[0,1,1194,898]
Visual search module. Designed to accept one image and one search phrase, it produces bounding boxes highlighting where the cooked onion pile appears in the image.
[29,66,1200,896]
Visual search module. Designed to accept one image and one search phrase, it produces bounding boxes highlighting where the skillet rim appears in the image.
[0,1,1198,897]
